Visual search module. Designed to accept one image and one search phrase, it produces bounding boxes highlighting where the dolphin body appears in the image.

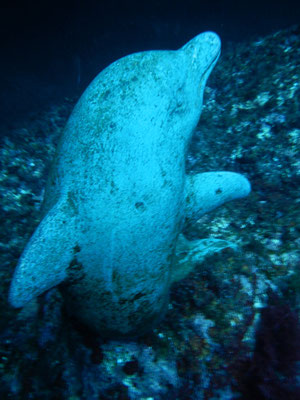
[9,32,250,337]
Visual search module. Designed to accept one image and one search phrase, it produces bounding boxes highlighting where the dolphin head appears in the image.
[180,31,221,110]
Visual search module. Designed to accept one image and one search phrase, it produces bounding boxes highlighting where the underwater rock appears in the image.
[9,32,250,337]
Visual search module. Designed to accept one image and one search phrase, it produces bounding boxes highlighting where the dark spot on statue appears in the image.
[73,244,81,253]
[132,292,146,301]
[110,180,117,194]
[135,201,145,211]
[102,89,111,100]
[66,256,85,284]
[186,195,191,204]
[216,188,222,194]
[112,270,117,281]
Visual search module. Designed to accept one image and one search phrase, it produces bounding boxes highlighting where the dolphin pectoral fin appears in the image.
[184,171,251,227]
[172,234,237,283]
[9,197,77,308]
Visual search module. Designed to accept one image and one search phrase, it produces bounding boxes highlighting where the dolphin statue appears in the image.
[9,32,250,337]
